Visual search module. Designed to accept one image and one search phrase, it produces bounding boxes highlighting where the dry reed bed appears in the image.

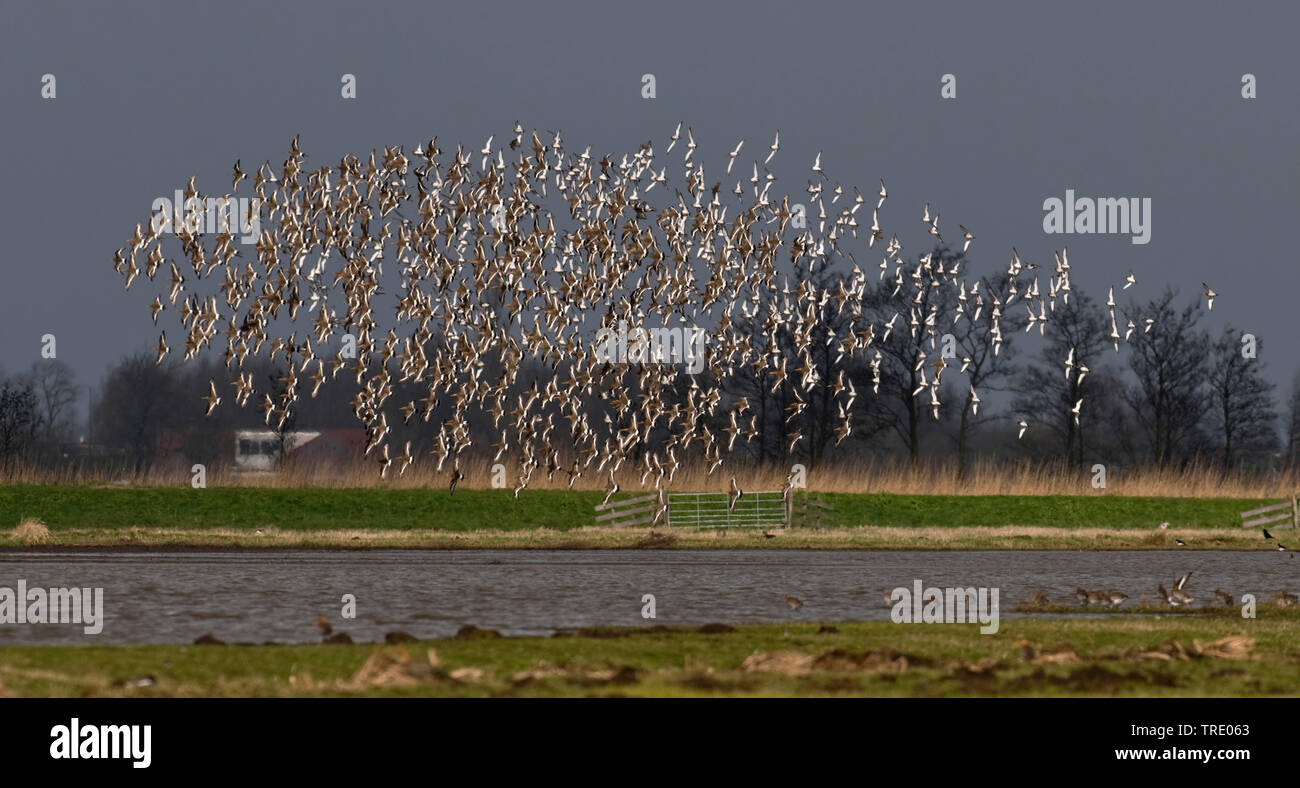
[4,458,1292,498]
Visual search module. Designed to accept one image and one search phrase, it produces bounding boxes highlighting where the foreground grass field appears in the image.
[2,614,1297,697]
[0,484,1281,549]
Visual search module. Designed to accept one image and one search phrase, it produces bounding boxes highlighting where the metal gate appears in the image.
[665,490,788,529]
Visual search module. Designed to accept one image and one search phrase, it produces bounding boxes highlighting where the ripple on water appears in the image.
[0,549,1289,644]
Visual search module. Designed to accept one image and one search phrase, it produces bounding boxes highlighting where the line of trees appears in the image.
[1,253,1290,478]
[0,360,79,470]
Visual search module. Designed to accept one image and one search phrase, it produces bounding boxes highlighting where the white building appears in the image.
[233,430,327,472]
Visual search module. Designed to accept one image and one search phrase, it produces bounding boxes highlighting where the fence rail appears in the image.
[790,494,835,529]
[594,493,661,528]
[1240,495,1298,529]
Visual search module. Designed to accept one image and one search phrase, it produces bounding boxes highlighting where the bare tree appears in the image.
[1208,327,1277,468]
[1285,371,1300,471]
[1012,289,1111,467]
[0,379,39,471]
[863,246,961,468]
[264,364,302,467]
[790,265,862,468]
[96,353,179,471]
[948,273,1026,476]
[1123,289,1210,467]
[723,304,788,466]
[23,359,78,444]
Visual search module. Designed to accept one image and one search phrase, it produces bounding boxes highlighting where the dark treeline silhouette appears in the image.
[0,360,80,471]
[1,251,1289,481]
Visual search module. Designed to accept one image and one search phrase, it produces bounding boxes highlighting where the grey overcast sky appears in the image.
[2,0,1298,401]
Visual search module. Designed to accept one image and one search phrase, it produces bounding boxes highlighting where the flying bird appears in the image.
[202,379,221,417]
[154,332,169,365]
[726,139,744,174]
[107,125,1129,499]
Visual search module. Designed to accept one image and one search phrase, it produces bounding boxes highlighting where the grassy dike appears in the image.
[2,615,1297,697]
[0,484,1278,549]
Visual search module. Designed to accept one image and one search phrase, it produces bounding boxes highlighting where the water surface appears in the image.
[0,549,1291,644]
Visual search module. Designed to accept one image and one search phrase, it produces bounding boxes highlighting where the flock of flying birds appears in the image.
[111,123,1219,506]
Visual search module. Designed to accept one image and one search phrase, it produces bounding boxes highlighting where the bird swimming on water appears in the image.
[1159,572,1194,606]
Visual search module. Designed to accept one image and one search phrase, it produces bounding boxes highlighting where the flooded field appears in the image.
[0,549,1291,644]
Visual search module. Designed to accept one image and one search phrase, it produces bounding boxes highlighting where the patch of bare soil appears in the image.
[510,660,640,686]
[632,531,678,549]
[740,648,932,676]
